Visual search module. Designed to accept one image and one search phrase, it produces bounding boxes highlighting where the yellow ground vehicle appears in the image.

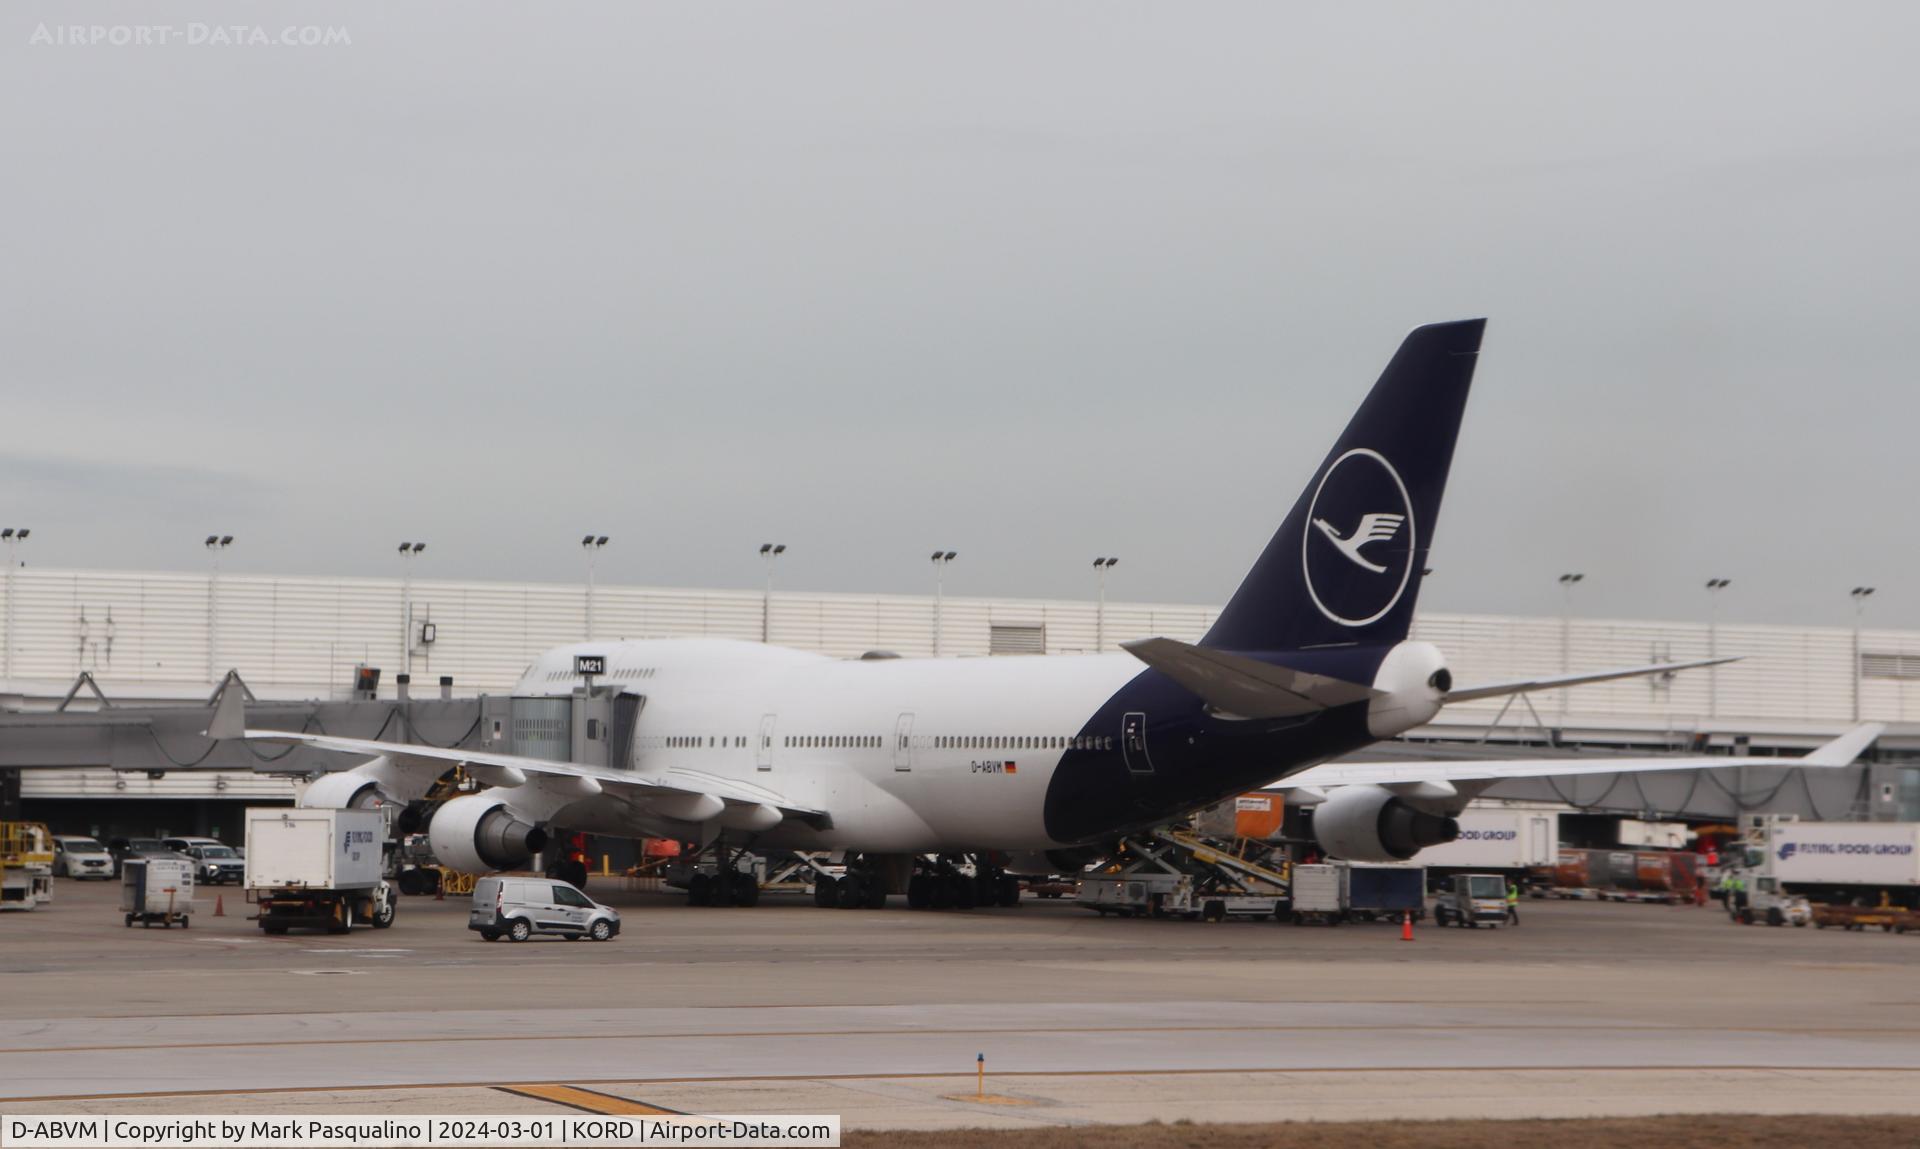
[1,822,56,911]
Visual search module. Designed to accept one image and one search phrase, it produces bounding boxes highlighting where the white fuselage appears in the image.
[517,639,1145,852]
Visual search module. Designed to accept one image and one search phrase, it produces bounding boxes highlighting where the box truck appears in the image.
[1413,807,1559,876]
[245,808,395,934]
[1740,816,1920,908]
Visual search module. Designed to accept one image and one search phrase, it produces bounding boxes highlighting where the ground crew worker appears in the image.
[1506,881,1520,925]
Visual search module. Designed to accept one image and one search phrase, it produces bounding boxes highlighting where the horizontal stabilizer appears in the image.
[1122,637,1379,719]
[1447,656,1738,703]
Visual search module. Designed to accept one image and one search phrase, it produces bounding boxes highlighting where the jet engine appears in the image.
[299,771,390,811]
[428,794,549,874]
[1310,784,1458,862]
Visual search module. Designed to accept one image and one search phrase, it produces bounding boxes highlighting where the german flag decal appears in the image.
[1004,761,1017,774]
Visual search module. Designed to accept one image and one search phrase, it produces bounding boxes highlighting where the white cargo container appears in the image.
[1413,807,1559,872]
[244,808,393,934]
[245,808,385,891]
[1754,820,1920,889]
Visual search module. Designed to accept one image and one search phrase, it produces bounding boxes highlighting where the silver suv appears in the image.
[469,876,620,942]
[163,838,246,886]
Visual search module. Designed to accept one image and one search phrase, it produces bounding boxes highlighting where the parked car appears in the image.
[51,835,114,880]
[106,837,178,878]
[163,838,246,886]
[469,876,620,942]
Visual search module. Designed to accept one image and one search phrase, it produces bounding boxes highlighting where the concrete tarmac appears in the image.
[4,878,1919,1130]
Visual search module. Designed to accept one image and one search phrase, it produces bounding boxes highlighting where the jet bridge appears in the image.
[478,683,644,769]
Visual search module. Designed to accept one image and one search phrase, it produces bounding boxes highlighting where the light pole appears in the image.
[205,535,233,683]
[2,528,28,681]
[759,543,786,643]
[1851,586,1876,722]
[1558,572,1584,719]
[930,551,957,656]
[398,542,426,679]
[581,535,608,640]
[1704,578,1731,718]
[1093,557,1119,652]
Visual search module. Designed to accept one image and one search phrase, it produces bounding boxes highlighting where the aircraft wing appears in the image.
[1269,723,1884,803]
[1446,656,1736,702]
[237,728,827,823]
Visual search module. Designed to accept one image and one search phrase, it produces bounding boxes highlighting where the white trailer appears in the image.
[1741,817,1920,907]
[245,808,395,934]
[1414,807,1559,874]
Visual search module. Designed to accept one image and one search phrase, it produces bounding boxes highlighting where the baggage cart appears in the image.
[121,856,194,928]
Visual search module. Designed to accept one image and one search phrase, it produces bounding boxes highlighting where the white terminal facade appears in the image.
[4,565,1918,808]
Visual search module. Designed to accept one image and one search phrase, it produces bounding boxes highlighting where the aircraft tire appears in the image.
[997,875,1021,907]
[812,876,838,908]
[864,878,888,909]
[688,872,712,907]
[951,876,976,911]
[928,877,952,910]
[731,872,760,907]
[907,875,930,909]
[837,874,867,909]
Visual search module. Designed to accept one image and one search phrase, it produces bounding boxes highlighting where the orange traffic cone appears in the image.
[1400,911,1414,941]
[213,894,225,917]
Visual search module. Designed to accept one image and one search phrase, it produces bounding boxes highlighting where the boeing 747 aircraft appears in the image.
[219,320,1881,907]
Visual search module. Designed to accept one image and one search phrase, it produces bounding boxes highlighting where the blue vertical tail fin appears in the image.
[1202,319,1484,652]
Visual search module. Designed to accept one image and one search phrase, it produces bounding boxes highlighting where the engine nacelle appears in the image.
[300,771,389,811]
[1311,784,1458,862]
[429,794,549,874]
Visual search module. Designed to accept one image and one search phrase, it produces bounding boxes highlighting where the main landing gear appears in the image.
[678,840,762,907]
[808,853,1022,911]
[904,855,1019,910]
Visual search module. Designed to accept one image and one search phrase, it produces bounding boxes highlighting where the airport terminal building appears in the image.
[3,564,1918,834]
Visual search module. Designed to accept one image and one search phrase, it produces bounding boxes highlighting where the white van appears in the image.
[469,875,621,942]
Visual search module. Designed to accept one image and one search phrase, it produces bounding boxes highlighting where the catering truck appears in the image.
[244,808,395,934]
[1739,816,1920,909]
[1410,807,1559,881]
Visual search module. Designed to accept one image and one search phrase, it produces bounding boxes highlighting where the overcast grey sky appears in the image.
[5,2,1918,629]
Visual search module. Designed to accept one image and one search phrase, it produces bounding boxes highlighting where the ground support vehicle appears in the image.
[120,856,194,927]
[1411,807,1559,883]
[1533,848,1702,904]
[1078,830,1292,922]
[1288,864,1345,925]
[1432,873,1511,928]
[1726,874,1812,927]
[244,808,393,935]
[469,874,621,941]
[1,823,55,911]
[1287,861,1425,925]
[1809,904,1916,932]
[1739,816,1920,908]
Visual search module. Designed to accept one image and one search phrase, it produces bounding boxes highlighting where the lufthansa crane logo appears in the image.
[1311,512,1406,574]
[1301,447,1416,627]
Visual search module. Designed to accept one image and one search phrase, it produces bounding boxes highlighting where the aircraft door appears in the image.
[893,713,915,772]
[1121,711,1154,774]
[758,714,777,771]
